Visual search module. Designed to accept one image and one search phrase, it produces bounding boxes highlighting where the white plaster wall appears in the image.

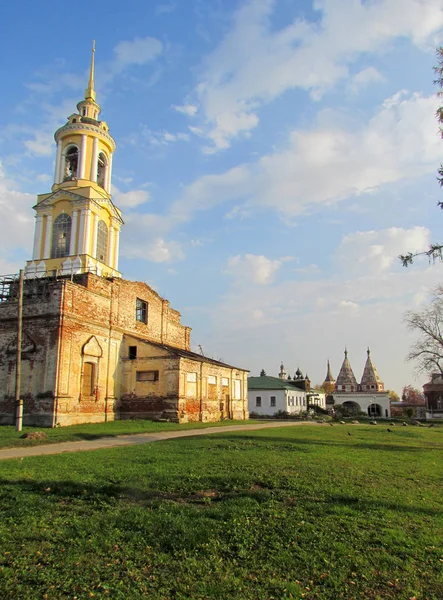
[333,392,391,417]
[248,389,308,415]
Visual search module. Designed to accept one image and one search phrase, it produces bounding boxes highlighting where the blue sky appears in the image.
[2,0,443,393]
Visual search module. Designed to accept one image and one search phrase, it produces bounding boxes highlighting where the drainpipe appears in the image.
[200,361,203,421]
[14,270,24,431]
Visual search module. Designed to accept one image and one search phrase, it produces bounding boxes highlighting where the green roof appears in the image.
[248,376,305,391]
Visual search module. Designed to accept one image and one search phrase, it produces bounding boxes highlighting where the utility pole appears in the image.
[15,269,24,432]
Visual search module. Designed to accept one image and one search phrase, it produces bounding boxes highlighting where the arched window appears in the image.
[97,152,108,188]
[64,146,79,181]
[96,220,108,262]
[51,214,72,258]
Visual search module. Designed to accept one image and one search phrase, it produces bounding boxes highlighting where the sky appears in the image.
[1,0,443,394]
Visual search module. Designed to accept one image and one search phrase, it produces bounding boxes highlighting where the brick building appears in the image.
[0,47,248,427]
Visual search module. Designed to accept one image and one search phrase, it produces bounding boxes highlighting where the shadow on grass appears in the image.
[0,476,442,518]
[208,434,442,453]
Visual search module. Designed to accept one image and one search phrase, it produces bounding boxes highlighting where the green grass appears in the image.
[0,419,262,449]
[0,425,442,599]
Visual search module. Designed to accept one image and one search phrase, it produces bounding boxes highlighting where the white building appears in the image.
[325,349,391,418]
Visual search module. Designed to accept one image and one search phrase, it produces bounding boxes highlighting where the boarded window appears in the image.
[136,298,148,324]
[233,379,241,400]
[82,362,95,396]
[136,370,159,382]
[186,372,197,397]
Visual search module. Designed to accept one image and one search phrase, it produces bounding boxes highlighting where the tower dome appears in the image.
[335,348,358,393]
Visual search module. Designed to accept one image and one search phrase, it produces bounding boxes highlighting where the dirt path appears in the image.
[0,421,322,461]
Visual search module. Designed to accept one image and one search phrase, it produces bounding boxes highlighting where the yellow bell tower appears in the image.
[26,42,123,278]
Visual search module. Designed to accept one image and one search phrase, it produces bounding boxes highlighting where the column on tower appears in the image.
[54,141,62,185]
[69,210,79,255]
[90,138,99,182]
[108,225,115,268]
[83,209,92,255]
[43,214,53,259]
[106,153,113,194]
[32,215,43,260]
[79,134,87,179]
[91,213,99,258]
[114,228,120,271]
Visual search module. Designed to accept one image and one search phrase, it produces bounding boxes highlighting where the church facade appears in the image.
[323,349,390,417]
[0,46,249,427]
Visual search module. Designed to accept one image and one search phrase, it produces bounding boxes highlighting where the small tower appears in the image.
[335,348,358,393]
[322,360,336,395]
[360,348,384,392]
[26,42,123,279]
[278,362,287,379]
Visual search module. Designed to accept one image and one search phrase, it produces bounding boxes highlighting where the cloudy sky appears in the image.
[1,0,443,393]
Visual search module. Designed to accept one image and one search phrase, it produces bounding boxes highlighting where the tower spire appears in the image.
[85,40,96,101]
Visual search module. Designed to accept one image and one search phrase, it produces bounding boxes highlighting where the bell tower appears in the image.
[26,42,123,278]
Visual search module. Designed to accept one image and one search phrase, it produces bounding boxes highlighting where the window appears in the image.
[208,375,217,385]
[96,220,108,262]
[64,146,79,180]
[187,372,197,383]
[136,370,159,382]
[136,298,148,324]
[270,396,276,407]
[186,372,197,397]
[233,379,241,400]
[221,377,229,386]
[51,214,71,258]
[256,396,262,407]
[82,362,95,396]
[128,346,137,360]
[97,152,108,188]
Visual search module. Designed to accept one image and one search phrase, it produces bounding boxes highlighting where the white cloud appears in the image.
[122,237,184,263]
[347,67,385,94]
[187,0,443,151]
[112,36,163,72]
[169,91,441,222]
[112,188,150,209]
[173,104,198,117]
[336,226,430,275]
[0,162,34,268]
[226,253,286,285]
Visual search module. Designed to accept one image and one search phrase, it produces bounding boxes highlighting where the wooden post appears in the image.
[15,269,24,432]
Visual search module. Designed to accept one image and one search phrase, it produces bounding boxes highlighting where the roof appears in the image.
[360,349,382,385]
[336,349,358,387]
[248,375,305,391]
[126,335,249,372]
[323,359,336,384]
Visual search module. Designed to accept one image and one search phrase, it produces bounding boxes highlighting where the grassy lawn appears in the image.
[0,425,442,599]
[0,419,263,450]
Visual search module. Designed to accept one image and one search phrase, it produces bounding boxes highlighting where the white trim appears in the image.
[90,138,99,182]
[69,209,79,255]
[79,134,87,179]
[106,153,113,193]
[91,213,99,258]
[32,215,43,260]
[114,228,120,271]
[43,214,53,259]
[108,225,115,267]
[54,141,62,184]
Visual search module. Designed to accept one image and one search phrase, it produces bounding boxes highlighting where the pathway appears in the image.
[0,421,320,461]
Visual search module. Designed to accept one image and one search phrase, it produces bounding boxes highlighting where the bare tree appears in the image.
[405,286,443,374]
[400,47,443,266]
